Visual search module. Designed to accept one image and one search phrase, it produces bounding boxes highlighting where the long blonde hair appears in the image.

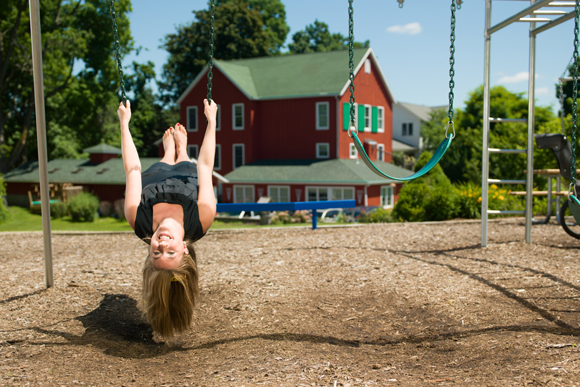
[141,241,199,337]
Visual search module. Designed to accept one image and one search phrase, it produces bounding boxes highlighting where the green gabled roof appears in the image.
[83,143,122,154]
[214,48,368,99]
[4,158,161,185]
[223,158,413,185]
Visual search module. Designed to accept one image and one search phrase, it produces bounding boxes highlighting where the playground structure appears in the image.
[24,1,580,290]
[480,0,579,246]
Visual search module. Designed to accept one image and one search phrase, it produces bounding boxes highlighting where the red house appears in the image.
[176,48,411,208]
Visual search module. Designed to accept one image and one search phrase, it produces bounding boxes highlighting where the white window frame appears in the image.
[377,106,385,133]
[216,104,221,131]
[316,143,330,159]
[330,187,355,201]
[381,185,394,209]
[364,59,371,74]
[233,143,245,169]
[214,144,221,171]
[349,143,357,159]
[364,104,371,132]
[377,144,385,161]
[268,185,291,203]
[306,187,330,202]
[316,101,329,130]
[187,144,198,159]
[234,185,255,203]
[187,106,198,132]
[233,103,244,130]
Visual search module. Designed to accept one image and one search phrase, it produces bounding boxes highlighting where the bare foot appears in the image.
[174,123,190,162]
[160,127,176,164]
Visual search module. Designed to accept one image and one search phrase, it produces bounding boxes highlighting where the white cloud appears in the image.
[536,87,550,96]
[497,72,541,84]
[386,22,422,35]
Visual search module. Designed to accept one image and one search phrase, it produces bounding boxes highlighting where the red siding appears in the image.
[339,57,394,162]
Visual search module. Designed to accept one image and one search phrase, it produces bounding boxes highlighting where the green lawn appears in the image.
[0,206,329,232]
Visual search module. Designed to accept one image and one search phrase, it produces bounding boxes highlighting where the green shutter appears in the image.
[372,106,378,133]
[358,104,365,130]
[343,103,350,130]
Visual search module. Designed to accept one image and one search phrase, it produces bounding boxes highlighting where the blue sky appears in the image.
[123,0,577,113]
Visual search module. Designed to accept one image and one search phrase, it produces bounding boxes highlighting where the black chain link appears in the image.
[108,0,127,105]
[571,0,579,192]
[207,0,215,104]
[348,0,356,133]
[448,0,456,123]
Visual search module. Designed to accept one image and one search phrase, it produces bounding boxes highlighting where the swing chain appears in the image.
[571,0,579,195]
[207,0,216,104]
[447,0,456,134]
[397,0,404,8]
[108,0,127,105]
[348,0,356,137]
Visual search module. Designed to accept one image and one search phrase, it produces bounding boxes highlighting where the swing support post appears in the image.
[526,11,537,244]
[28,0,54,288]
[481,0,492,247]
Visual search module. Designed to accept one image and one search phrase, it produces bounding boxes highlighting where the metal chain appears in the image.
[108,0,127,105]
[571,0,579,193]
[560,81,566,135]
[348,0,356,136]
[207,0,215,104]
[397,0,404,8]
[448,0,456,124]
[457,0,463,10]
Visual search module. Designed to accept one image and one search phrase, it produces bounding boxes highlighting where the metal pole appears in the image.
[29,0,54,288]
[525,1,537,243]
[488,0,553,35]
[482,0,492,247]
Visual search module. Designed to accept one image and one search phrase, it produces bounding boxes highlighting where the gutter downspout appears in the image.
[364,185,368,206]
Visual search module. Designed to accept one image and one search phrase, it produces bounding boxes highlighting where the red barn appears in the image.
[177,48,411,207]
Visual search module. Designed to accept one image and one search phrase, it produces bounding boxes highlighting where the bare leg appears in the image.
[174,123,190,163]
[160,128,176,165]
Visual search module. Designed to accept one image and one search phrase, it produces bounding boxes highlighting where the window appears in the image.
[216,104,221,131]
[377,144,385,161]
[402,123,407,136]
[307,187,329,202]
[349,143,357,159]
[187,106,198,132]
[233,144,244,169]
[331,187,354,201]
[364,105,371,131]
[377,107,384,133]
[234,185,254,203]
[316,102,329,130]
[364,59,371,74]
[408,122,413,136]
[268,186,290,202]
[316,143,329,159]
[233,103,244,130]
[214,144,221,170]
[381,186,394,208]
[187,144,198,159]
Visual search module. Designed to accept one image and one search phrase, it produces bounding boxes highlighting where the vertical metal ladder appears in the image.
[483,117,528,219]
[481,0,576,247]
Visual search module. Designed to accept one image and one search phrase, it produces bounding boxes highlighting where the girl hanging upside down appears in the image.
[117,99,218,337]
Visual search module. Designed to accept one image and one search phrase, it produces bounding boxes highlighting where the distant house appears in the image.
[177,47,412,207]
[392,102,445,157]
[4,144,227,207]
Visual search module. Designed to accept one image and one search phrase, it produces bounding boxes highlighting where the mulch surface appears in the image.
[0,219,579,386]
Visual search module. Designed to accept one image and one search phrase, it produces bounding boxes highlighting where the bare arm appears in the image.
[197,99,218,232]
[117,101,141,230]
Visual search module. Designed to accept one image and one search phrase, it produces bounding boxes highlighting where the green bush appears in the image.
[358,207,394,223]
[392,151,458,222]
[0,175,8,223]
[455,181,481,219]
[68,192,99,222]
[50,201,68,219]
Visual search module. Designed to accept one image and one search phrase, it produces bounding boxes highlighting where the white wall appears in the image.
[392,104,423,149]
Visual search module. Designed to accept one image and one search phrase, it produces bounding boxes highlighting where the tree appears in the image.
[159,0,289,104]
[288,20,370,54]
[421,85,555,184]
[0,0,133,172]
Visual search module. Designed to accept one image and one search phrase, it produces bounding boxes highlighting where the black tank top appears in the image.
[134,161,205,242]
